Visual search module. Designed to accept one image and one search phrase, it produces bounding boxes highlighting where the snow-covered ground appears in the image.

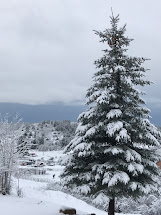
[0,150,141,215]
[21,150,65,182]
[0,178,139,215]
[29,149,65,163]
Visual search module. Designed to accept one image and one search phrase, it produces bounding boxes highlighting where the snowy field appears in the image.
[23,150,65,182]
[1,150,140,215]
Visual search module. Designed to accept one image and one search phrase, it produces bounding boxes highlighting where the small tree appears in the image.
[17,138,31,156]
[0,114,23,195]
[61,14,161,215]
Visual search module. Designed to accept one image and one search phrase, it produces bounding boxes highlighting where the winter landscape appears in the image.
[0,123,141,215]
[0,1,161,215]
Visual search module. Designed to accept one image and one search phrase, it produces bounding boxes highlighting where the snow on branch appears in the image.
[106,109,122,119]
[108,171,130,187]
[145,132,160,146]
[74,185,91,195]
[93,192,109,205]
[127,163,144,175]
[74,142,92,152]
[76,123,89,134]
[85,126,97,137]
[125,149,142,162]
[115,128,130,142]
[104,147,124,155]
[106,121,123,136]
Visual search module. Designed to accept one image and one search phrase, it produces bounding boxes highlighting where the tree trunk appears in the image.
[1,175,6,195]
[108,198,115,215]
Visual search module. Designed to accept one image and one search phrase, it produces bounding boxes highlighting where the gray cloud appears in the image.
[0,0,160,108]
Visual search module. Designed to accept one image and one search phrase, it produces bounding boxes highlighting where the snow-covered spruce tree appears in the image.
[61,14,161,215]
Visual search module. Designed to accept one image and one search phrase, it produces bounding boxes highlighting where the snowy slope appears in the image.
[12,150,142,215]
[1,178,140,215]
[0,149,142,215]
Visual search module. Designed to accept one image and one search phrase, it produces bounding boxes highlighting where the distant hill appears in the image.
[0,102,86,122]
[0,102,160,125]
[18,120,77,154]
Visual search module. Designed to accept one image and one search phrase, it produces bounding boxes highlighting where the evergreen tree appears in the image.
[61,14,161,215]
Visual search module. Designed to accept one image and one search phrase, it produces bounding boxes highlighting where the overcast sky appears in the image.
[0,0,160,110]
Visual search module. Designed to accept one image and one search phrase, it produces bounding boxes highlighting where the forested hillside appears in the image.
[18,120,77,153]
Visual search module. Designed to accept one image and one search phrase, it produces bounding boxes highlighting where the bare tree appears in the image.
[0,114,23,195]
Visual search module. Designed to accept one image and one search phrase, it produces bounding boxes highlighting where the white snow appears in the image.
[127,163,144,175]
[78,150,87,157]
[108,172,130,187]
[107,121,123,136]
[84,107,96,119]
[102,172,110,184]
[74,142,86,151]
[145,132,160,145]
[0,149,141,215]
[128,164,135,172]
[106,109,122,119]
[104,147,124,155]
[93,192,109,205]
[0,177,140,215]
[66,136,83,149]
[115,65,126,72]
[85,127,96,137]
[76,184,91,195]
[116,128,130,142]
[11,179,103,215]
[129,182,137,191]
[76,123,88,133]
[125,149,142,162]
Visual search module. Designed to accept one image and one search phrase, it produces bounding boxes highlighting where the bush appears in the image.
[17,187,24,198]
